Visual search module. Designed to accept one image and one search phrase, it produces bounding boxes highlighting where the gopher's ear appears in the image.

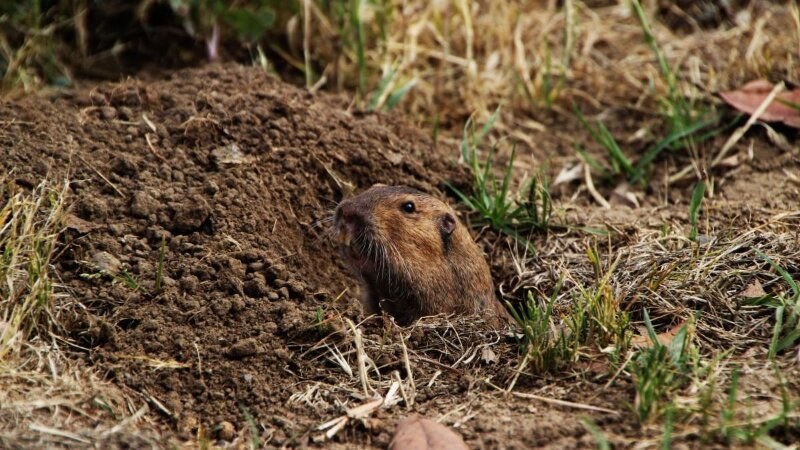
[370,182,387,189]
[440,213,456,236]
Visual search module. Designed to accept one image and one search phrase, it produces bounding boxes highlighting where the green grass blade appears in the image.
[755,249,800,303]
[350,0,366,97]
[499,144,517,214]
[667,322,689,368]
[642,309,659,346]
[367,67,397,111]
[633,117,717,182]
[575,106,632,176]
[477,106,502,145]
[775,328,800,354]
[688,180,705,242]
[661,404,674,450]
[768,306,785,360]
[461,117,474,163]
[596,121,633,175]
[579,416,611,450]
[444,183,480,215]
[776,97,800,111]
[239,404,260,449]
[384,78,416,110]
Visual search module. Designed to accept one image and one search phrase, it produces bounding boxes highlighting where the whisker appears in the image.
[318,195,340,208]
[312,215,335,229]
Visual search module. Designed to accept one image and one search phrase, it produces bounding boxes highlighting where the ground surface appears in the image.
[2,18,800,449]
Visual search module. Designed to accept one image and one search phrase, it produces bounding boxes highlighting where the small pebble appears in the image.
[92,251,121,273]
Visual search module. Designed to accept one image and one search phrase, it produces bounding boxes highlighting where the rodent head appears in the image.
[334,185,459,278]
[332,184,497,325]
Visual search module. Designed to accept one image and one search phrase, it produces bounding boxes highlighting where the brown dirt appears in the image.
[2,63,799,449]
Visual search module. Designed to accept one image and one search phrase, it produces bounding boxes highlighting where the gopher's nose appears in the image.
[335,201,364,227]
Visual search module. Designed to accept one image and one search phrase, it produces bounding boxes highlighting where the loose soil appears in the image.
[2,64,799,449]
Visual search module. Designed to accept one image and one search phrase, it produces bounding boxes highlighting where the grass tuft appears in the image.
[629,311,694,422]
[0,178,68,359]
[449,108,553,247]
[754,250,800,360]
[507,290,571,372]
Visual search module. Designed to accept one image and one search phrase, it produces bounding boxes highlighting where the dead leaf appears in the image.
[741,279,767,298]
[631,320,686,349]
[720,79,800,129]
[389,416,469,450]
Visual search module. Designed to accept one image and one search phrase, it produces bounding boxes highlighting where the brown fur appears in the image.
[332,185,509,326]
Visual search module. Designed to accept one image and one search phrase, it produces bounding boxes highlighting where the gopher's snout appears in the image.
[334,201,367,247]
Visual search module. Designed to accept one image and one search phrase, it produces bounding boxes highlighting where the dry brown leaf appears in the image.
[389,416,469,450]
[741,279,767,298]
[631,320,686,349]
[720,79,800,129]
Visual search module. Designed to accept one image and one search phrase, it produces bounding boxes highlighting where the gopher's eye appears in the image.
[401,201,416,214]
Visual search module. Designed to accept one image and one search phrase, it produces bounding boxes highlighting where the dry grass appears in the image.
[289,314,519,442]
[516,219,800,352]
[310,1,799,121]
[0,178,163,448]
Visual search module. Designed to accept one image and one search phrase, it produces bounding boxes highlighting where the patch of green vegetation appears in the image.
[629,310,694,422]
[315,0,395,102]
[165,0,280,44]
[573,247,631,357]
[509,246,632,373]
[81,267,147,294]
[0,1,71,90]
[80,238,171,297]
[717,366,800,446]
[751,250,800,360]
[631,0,710,150]
[575,1,727,186]
[507,289,571,372]
[574,107,718,187]
[448,108,554,247]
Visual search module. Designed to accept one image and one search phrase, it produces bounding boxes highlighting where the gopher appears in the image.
[332,184,509,326]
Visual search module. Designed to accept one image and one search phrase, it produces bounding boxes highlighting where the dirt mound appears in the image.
[2,65,474,445]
